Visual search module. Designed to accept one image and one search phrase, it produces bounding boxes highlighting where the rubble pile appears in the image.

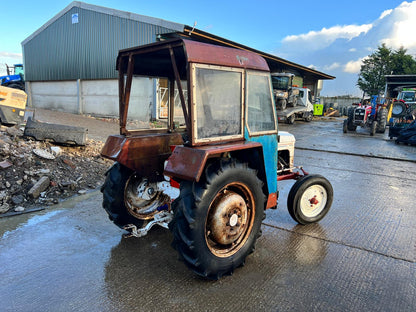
[0,125,112,214]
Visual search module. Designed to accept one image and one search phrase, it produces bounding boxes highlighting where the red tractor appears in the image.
[343,96,388,136]
[100,39,333,279]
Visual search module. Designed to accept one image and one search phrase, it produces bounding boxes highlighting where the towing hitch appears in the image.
[122,211,173,238]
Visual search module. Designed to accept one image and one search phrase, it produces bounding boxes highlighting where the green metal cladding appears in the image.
[22,3,183,81]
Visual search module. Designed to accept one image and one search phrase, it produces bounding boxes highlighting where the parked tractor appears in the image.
[0,64,25,90]
[389,88,416,139]
[272,73,297,110]
[100,39,333,279]
[390,88,416,119]
[271,73,314,124]
[343,95,388,136]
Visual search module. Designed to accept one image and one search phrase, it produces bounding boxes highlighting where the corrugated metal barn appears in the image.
[22,1,184,117]
[22,1,334,118]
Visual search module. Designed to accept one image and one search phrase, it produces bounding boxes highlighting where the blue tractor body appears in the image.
[0,64,25,90]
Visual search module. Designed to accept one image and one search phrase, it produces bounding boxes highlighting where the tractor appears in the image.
[343,95,388,136]
[100,39,333,279]
[271,73,314,124]
[0,64,25,90]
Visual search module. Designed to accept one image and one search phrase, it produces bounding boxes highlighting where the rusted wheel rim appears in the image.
[205,182,255,257]
[124,175,168,220]
[299,184,327,218]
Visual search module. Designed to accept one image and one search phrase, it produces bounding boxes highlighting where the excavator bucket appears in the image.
[0,86,27,125]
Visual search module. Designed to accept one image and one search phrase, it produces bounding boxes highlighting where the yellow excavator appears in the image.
[0,85,27,125]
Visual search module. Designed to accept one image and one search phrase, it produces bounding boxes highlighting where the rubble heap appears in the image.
[0,125,112,214]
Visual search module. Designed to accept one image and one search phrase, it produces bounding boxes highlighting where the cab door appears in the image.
[244,71,278,196]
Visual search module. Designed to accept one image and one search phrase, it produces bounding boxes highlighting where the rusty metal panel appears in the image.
[266,193,277,209]
[101,132,183,179]
[101,135,127,159]
[164,141,262,182]
[117,39,270,75]
[183,40,269,71]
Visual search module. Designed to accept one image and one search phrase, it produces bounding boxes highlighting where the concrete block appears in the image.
[24,117,88,145]
[28,176,50,199]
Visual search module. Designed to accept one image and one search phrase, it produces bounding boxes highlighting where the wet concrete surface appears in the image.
[1,117,416,311]
[279,118,416,162]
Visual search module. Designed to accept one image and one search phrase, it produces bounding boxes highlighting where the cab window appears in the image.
[246,72,277,134]
[193,65,243,142]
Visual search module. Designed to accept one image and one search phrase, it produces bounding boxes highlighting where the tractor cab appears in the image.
[8,64,24,76]
[101,38,278,202]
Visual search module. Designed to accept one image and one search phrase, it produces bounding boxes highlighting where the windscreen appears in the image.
[271,75,290,90]
[399,91,416,102]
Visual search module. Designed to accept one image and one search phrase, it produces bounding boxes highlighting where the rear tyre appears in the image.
[343,120,348,133]
[169,159,265,279]
[391,101,406,118]
[287,174,333,225]
[5,83,25,90]
[286,114,295,124]
[101,162,144,228]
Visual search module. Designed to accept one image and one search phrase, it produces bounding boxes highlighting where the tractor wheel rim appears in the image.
[205,182,254,257]
[299,184,327,218]
[392,105,403,115]
[124,175,168,220]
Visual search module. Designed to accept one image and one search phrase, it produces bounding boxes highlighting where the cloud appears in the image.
[324,62,341,71]
[344,58,367,73]
[275,1,416,96]
[0,52,22,59]
[379,1,416,51]
[282,24,373,50]
[0,52,23,76]
[379,9,393,19]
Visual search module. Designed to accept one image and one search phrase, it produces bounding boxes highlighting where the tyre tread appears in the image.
[170,159,265,279]
[287,174,333,225]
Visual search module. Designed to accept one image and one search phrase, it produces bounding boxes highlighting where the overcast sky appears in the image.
[0,0,413,96]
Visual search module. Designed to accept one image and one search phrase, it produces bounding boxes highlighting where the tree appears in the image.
[357,44,416,96]
[391,47,416,74]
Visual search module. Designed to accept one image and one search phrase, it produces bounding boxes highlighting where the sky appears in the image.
[0,0,414,96]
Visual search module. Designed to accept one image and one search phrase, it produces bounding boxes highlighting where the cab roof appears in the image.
[116,38,270,79]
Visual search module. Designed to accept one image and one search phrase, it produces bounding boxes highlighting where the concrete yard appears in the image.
[0,115,415,312]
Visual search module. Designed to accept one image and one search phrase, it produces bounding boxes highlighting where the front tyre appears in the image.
[287,174,333,225]
[169,159,265,279]
[347,108,357,131]
[277,99,287,110]
[286,114,295,124]
[370,120,377,136]
[376,108,387,133]
[304,111,313,122]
